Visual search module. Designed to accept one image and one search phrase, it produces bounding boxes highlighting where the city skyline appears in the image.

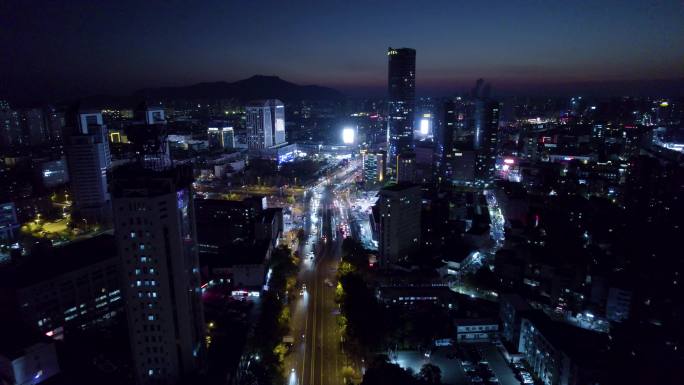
[3,0,684,103]
[1,3,682,385]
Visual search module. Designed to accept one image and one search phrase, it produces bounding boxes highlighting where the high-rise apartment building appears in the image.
[396,151,417,184]
[44,106,65,143]
[377,183,421,265]
[20,108,47,146]
[245,99,285,149]
[64,109,112,225]
[387,47,416,176]
[112,163,205,385]
[0,102,23,149]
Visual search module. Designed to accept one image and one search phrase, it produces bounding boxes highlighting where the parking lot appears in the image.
[392,348,468,385]
[391,342,522,385]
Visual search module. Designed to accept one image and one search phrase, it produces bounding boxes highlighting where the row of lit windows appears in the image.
[129,230,152,239]
[134,267,156,275]
[460,325,497,331]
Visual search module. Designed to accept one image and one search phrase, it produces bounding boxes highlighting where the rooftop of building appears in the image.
[200,239,271,267]
[0,318,51,360]
[496,180,529,199]
[262,207,283,221]
[111,163,194,196]
[0,233,117,288]
[246,99,284,107]
[378,285,458,300]
[380,182,421,193]
[500,293,532,311]
[523,310,609,365]
[453,318,499,327]
[195,196,265,210]
[441,244,475,263]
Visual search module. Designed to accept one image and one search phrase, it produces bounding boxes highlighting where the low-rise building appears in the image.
[0,234,122,339]
[0,324,60,385]
[0,202,19,241]
[201,239,273,289]
[377,286,457,308]
[454,318,499,343]
[518,312,608,385]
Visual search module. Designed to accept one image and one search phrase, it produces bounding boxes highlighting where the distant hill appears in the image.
[133,75,344,102]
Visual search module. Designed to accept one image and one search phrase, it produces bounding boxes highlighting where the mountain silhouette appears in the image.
[133,75,344,101]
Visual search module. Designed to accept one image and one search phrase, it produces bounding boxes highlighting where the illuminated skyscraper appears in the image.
[362,150,386,184]
[245,99,285,149]
[386,47,416,176]
[268,99,286,146]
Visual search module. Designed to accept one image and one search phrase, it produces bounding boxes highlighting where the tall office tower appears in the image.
[473,100,500,184]
[377,184,421,265]
[442,98,468,153]
[386,47,416,176]
[112,163,205,385]
[245,100,272,149]
[64,109,112,225]
[20,108,47,146]
[245,99,285,149]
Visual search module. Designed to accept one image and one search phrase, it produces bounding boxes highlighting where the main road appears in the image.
[285,162,361,385]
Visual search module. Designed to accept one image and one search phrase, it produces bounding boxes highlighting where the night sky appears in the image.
[2,0,683,103]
